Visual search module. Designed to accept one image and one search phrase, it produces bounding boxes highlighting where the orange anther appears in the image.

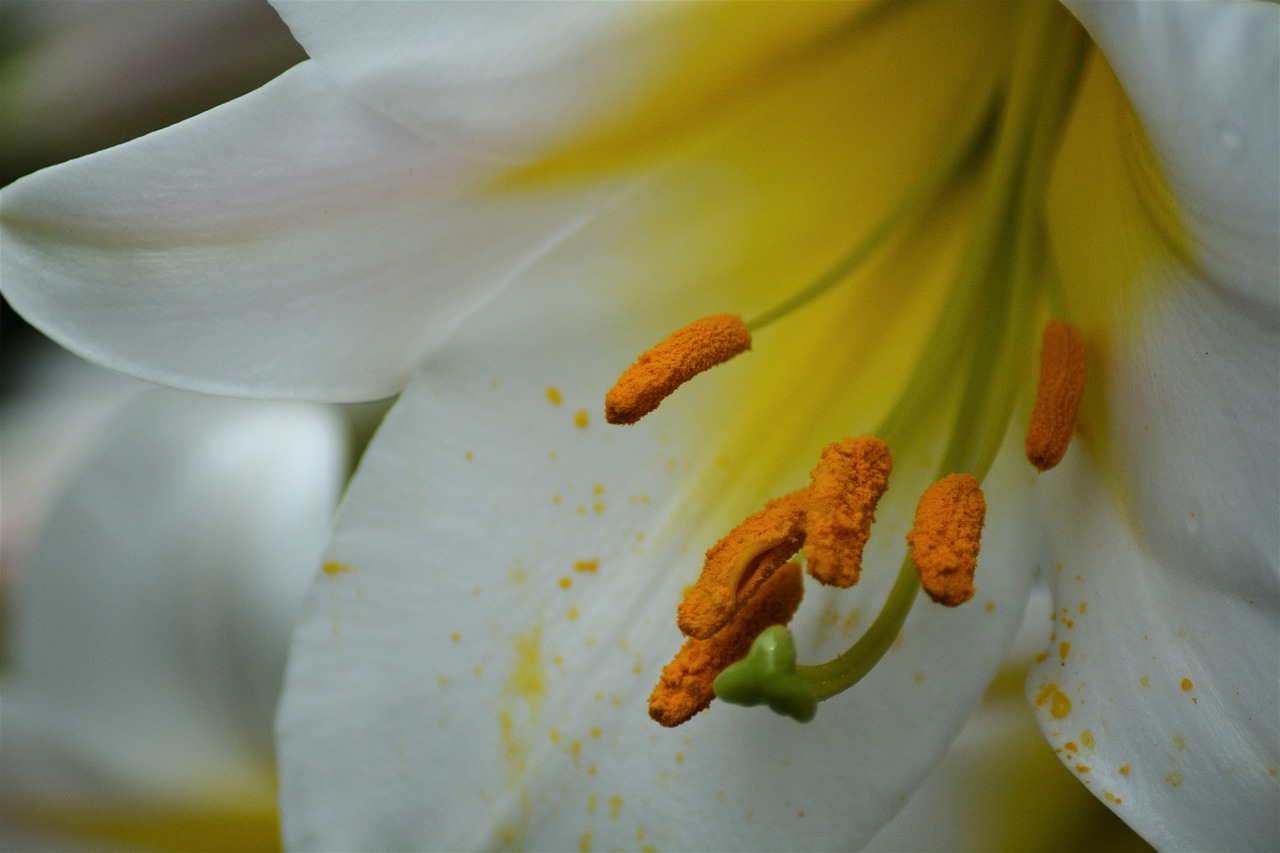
[605,314,751,425]
[1025,320,1087,471]
[805,436,893,588]
[906,473,986,607]
[677,489,806,640]
[649,563,804,727]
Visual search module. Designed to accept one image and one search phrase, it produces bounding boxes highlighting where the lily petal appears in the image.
[1063,0,1280,300]
[1038,5,1279,847]
[0,61,617,401]
[271,1,868,161]
[1,391,346,823]
[1029,447,1279,851]
[276,218,1041,850]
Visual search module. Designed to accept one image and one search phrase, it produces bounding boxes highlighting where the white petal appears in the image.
[276,222,1041,850]
[1,391,346,807]
[0,61,616,401]
[871,592,1146,852]
[272,1,864,160]
[1028,243,1280,848]
[1029,450,1279,851]
[0,0,303,170]
[1063,0,1280,302]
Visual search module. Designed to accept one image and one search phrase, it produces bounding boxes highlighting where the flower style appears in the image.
[0,2,1276,851]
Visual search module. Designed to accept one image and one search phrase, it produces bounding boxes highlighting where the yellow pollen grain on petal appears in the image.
[1025,320,1087,472]
[805,436,893,588]
[649,563,804,727]
[1035,683,1073,720]
[677,489,807,639]
[1059,641,1071,661]
[1181,678,1194,691]
[559,577,573,589]
[1119,765,1131,775]
[322,561,350,576]
[906,473,985,607]
[574,410,590,429]
[546,387,563,406]
[574,559,599,573]
[604,314,751,425]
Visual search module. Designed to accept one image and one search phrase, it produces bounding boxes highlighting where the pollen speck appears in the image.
[574,410,590,429]
[1139,676,1150,688]
[1036,683,1072,719]
[907,473,985,606]
[559,577,573,589]
[1166,771,1183,787]
[322,561,350,576]
[1181,678,1194,691]
[546,387,563,405]
[1026,319,1087,471]
[1059,641,1071,661]
[605,314,751,424]
[984,601,995,612]
[451,632,461,642]
[1119,765,1131,776]
[574,559,599,573]
[567,606,580,622]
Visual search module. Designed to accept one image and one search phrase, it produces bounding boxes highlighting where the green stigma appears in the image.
[713,626,818,723]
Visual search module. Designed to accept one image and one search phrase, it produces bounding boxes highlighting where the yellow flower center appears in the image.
[598,3,1108,726]
[503,1,1184,726]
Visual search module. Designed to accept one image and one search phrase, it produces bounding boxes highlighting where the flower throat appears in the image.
[602,3,1092,727]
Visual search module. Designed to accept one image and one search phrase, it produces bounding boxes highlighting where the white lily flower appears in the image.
[0,385,346,850]
[0,2,1275,851]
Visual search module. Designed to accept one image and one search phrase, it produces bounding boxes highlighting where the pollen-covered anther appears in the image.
[906,473,986,607]
[649,562,804,728]
[676,489,806,640]
[1025,319,1087,472]
[604,314,751,425]
[805,436,893,588]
